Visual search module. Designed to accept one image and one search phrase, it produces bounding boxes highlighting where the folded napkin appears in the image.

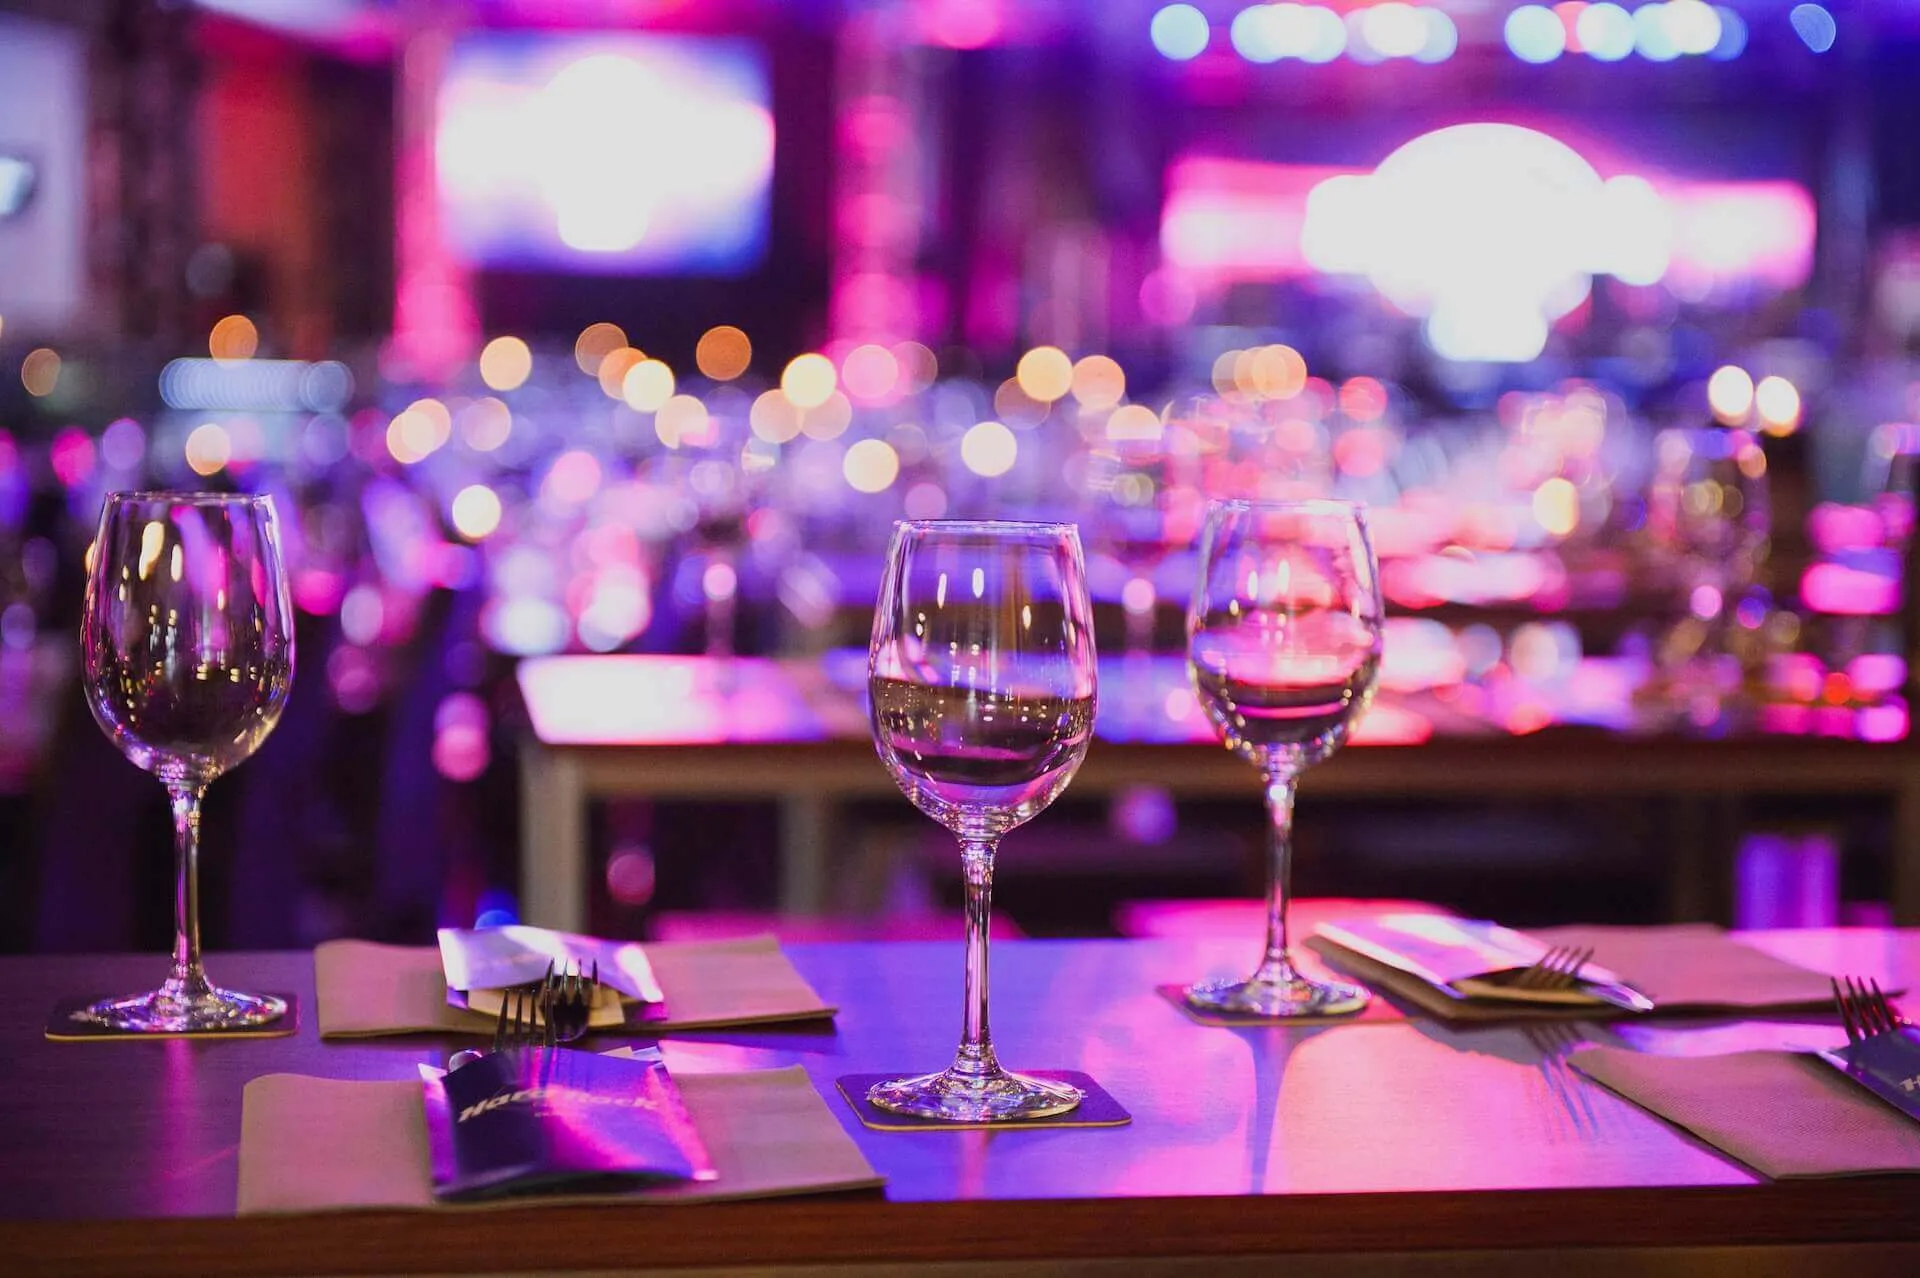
[314,935,834,1038]
[1308,922,1845,1022]
[1570,1046,1920,1178]
[238,1062,884,1212]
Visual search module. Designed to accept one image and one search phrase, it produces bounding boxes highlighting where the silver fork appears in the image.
[1832,975,1911,1044]
[449,967,558,1070]
[1513,945,1595,991]
[543,959,600,1045]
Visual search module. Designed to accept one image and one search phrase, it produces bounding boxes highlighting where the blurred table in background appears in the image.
[516,652,1920,932]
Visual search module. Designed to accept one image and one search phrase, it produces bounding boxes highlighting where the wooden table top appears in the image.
[6,932,1920,1274]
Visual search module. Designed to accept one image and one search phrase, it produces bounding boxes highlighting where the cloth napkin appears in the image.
[1307,923,1846,1023]
[238,1062,884,1212]
[1570,1046,1920,1178]
[314,935,834,1038]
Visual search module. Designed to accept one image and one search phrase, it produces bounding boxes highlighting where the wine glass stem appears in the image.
[950,836,1003,1080]
[1253,766,1301,986]
[166,781,213,1002]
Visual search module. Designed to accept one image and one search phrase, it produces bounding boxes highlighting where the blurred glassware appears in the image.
[1641,426,1772,699]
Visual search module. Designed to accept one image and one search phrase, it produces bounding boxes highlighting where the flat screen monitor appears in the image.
[437,31,774,276]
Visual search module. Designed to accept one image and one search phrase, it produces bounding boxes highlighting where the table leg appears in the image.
[520,745,587,932]
[779,794,833,915]
[1894,774,1920,926]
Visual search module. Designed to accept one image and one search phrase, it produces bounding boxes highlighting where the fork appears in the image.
[1513,945,1595,991]
[1832,975,1912,1044]
[449,970,559,1070]
[543,959,600,1045]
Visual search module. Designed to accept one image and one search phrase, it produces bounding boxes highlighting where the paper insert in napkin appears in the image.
[438,925,665,1004]
[1316,914,1634,1007]
[421,1047,717,1201]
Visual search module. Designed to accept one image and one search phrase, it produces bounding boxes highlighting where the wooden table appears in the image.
[7,931,1920,1275]
[515,653,1920,930]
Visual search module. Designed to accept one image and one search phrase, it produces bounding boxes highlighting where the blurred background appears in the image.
[3,0,1918,954]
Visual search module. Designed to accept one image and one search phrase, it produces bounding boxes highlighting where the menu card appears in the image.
[422,1047,715,1201]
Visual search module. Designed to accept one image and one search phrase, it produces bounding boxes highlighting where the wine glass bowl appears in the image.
[77,492,295,1032]
[1184,499,1383,1018]
[867,520,1096,1121]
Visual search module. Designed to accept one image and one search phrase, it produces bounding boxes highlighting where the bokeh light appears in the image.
[655,394,714,448]
[1576,3,1635,60]
[574,322,627,375]
[1150,3,1210,61]
[185,423,233,476]
[478,335,533,391]
[1505,5,1565,63]
[782,353,838,409]
[597,346,646,399]
[1015,346,1074,403]
[1070,355,1127,410]
[621,358,676,412]
[842,438,901,493]
[459,397,513,451]
[1707,365,1754,423]
[21,348,60,397]
[1790,3,1835,54]
[961,419,1018,477]
[841,343,901,402]
[695,325,752,380]
[1755,375,1802,435]
[1532,477,1580,536]
[799,390,854,440]
[750,388,803,443]
[451,484,504,540]
[209,314,259,363]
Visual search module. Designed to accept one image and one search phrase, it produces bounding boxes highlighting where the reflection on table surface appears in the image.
[518,632,1912,749]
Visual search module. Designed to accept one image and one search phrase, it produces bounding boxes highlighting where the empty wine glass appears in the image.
[1184,499,1383,1017]
[77,492,295,1031]
[867,520,1096,1120]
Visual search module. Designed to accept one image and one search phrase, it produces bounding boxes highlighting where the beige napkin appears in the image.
[314,935,835,1038]
[1307,923,1845,1023]
[1570,1046,1920,1178]
[238,1063,883,1212]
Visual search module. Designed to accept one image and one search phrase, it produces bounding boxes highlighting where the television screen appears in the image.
[437,32,774,276]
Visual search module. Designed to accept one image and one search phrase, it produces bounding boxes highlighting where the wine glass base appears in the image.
[1184,973,1370,1018]
[77,987,287,1034]
[867,1068,1084,1123]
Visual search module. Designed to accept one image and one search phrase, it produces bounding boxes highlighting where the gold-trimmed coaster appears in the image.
[835,1071,1130,1131]
[1154,983,1396,1027]
[46,994,300,1041]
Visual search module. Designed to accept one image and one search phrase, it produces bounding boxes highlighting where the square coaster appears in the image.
[1154,984,1397,1027]
[46,994,300,1041]
[836,1071,1130,1131]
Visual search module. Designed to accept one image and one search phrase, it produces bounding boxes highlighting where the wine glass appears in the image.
[77,492,295,1031]
[1184,499,1382,1017]
[867,520,1096,1120]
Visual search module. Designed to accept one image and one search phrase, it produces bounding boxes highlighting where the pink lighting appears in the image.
[1161,132,1816,360]
[1799,562,1900,616]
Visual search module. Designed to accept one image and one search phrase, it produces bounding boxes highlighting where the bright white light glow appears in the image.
[1361,4,1427,59]
[1665,0,1722,56]
[1791,4,1836,54]
[961,420,1018,478]
[1707,365,1755,422]
[1230,5,1281,63]
[1576,4,1635,61]
[1303,125,1612,361]
[1150,4,1210,61]
[1505,6,1565,64]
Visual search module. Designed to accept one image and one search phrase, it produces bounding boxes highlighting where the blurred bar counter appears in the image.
[515,650,1920,932]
